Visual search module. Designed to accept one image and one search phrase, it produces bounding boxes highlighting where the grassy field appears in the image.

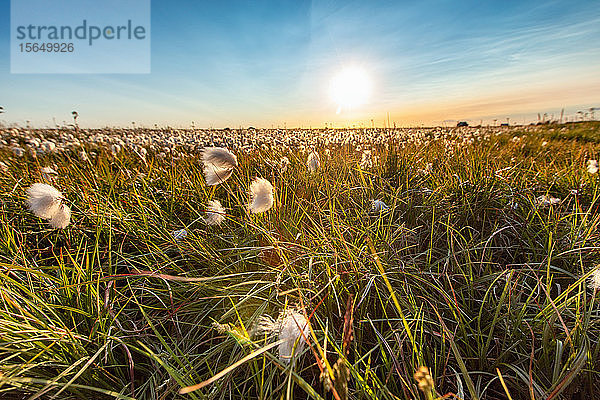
[1,122,599,399]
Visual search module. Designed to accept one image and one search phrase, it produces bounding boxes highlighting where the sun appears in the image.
[329,66,371,113]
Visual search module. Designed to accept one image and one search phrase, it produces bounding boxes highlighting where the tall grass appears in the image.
[0,122,599,399]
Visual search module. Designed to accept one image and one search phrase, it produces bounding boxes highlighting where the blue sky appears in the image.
[0,0,599,127]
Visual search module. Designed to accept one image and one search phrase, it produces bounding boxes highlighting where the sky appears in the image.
[0,0,599,128]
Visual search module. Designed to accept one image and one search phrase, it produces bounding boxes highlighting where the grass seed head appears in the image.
[202,147,237,186]
[414,366,434,393]
[203,199,225,225]
[588,266,600,291]
[26,183,71,229]
[307,151,320,173]
[26,183,64,220]
[279,156,290,173]
[48,203,71,229]
[248,177,274,214]
[278,309,309,364]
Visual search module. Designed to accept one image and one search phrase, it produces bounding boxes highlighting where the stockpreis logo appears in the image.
[11,0,150,73]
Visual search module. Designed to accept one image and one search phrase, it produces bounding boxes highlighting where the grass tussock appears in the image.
[0,122,599,399]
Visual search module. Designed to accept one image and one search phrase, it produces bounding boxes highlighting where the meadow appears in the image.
[0,122,599,399]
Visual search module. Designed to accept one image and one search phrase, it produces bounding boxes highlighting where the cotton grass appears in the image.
[248,177,274,214]
[203,200,225,225]
[537,195,560,207]
[12,147,24,157]
[26,183,71,229]
[202,147,238,185]
[279,156,290,173]
[588,266,600,291]
[41,166,58,181]
[49,204,71,229]
[255,309,310,364]
[307,151,320,173]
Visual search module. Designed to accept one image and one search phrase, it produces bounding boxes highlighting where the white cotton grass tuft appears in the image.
[588,267,600,291]
[254,309,310,364]
[248,177,274,214]
[280,156,290,173]
[110,144,121,156]
[278,310,310,364]
[203,199,225,225]
[41,166,58,181]
[307,151,320,173]
[27,183,63,219]
[41,141,56,153]
[360,150,373,170]
[26,183,71,228]
[202,147,238,186]
[12,147,24,157]
[536,195,561,207]
[49,204,71,229]
[41,166,57,174]
[371,199,389,213]
[587,159,598,174]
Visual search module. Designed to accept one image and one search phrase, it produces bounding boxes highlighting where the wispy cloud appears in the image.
[0,0,598,127]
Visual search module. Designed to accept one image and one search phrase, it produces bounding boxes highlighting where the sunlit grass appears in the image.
[0,122,599,399]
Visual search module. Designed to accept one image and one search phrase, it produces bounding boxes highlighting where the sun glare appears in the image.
[329,66,371,114]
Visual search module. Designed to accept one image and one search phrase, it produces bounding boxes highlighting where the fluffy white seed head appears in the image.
[41,141,56,153]
[307,152,320,173]
[41,166,58,181]
[202,147,238,186]
[12,147,24,157]
[589,267,600,291]
[110,144,121,156]
[41,166,57,175]
[537,195,561,207]
[26,183,63,219]
[49,204,71,229]
[360,150,373,170]
[204,199,225,225]
[278,310,310,364]
[248,177,274,214]
[253,309,310,364]
[587,159,598,174]
[280,157,290,173]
